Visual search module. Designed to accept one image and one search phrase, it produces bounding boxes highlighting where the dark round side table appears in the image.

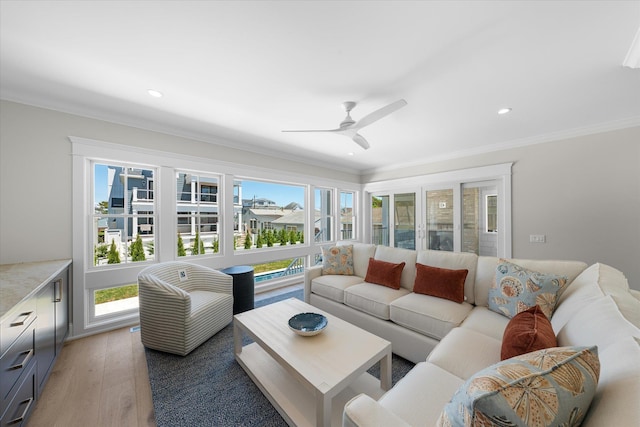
[221,265,255,314]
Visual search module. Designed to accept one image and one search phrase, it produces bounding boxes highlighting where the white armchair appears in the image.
[138,261,234,356]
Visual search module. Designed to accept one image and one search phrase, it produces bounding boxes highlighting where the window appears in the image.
[237,179,305,250]
[371,195,390,246]
[176,172,220,256]
[73,136,361,338]
[92,163,156,267]
[315,188,333,242]
[340,191,356,240]
[486,194,497,233]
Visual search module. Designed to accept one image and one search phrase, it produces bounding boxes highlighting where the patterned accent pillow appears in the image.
[321,245,354,275]
[437,346,600,427]
[489,259,568,319]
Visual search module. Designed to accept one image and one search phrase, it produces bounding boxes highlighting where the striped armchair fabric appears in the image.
[138,261,234,356]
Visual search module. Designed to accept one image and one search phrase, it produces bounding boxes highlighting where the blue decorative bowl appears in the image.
[288,312,328,336]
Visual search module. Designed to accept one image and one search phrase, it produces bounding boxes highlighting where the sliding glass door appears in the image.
[425,188,454,251]
[394,193,416,249]
[369,177,507,257]
[462,183,498,256]
[371,192,417,249]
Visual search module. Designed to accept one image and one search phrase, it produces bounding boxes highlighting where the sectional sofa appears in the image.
[304,243,640,426]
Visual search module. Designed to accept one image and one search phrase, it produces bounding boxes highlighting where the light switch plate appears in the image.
[529,234,546,243]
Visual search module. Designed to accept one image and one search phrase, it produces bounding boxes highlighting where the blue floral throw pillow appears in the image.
[437,346,600,427]
[321,245,354,275]
[489,260,568,319]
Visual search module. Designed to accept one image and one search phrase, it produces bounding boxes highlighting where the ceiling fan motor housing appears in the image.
[340,101,357,128]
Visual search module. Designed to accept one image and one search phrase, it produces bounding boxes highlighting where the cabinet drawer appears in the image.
[1,324,35,414]
[0,299,36,356]
[0,362,36,427]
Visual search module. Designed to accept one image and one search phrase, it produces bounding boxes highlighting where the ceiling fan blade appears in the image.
[352,133,370,150]
[353,99,407,130]
[281,129,340,133]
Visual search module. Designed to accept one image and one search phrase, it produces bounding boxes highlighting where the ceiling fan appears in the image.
[282,99,407,150]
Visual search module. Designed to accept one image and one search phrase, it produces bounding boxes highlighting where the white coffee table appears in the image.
[234,297,392,427]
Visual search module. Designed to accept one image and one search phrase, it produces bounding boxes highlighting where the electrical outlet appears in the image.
[529,234,546,243]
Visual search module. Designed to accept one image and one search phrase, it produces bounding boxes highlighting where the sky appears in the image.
[241,180,304,207]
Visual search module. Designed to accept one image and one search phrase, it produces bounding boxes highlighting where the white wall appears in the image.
[2,100,639,290]
[363,126,640,290]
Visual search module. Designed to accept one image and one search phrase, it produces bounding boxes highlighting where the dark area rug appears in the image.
[145,288,415,427]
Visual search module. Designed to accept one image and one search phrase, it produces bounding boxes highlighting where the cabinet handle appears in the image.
[54,279,62,302]
[10,311,34,327]
[8,348,33,371]
[7,397,34,425]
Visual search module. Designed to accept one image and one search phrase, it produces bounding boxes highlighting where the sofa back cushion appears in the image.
[416,250,478,304]
[374,245,417,291]
[556,295,640,351]
[578,263,639,327]
[551,263,606,332]
[583,336,640,427]
[338,242,376,277]
[551,263,640,332]
[474,257,588,308]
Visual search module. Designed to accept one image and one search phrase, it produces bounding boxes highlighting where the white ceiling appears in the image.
[1,1,639,174]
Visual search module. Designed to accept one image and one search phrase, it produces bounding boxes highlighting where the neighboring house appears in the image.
[243,207,294,233]
[106,166,154,240]
[271,210,318,233]
[243,197,277,209]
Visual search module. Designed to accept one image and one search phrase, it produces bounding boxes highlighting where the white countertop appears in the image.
[0,259,72,319]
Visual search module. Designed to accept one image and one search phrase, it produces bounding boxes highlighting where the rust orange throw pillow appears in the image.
[364,258,405,290]
[501,305,557,360]
[413,263,468,303]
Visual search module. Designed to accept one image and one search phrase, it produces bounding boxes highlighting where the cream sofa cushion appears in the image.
[551,262,606,332]
[427,327,502,380]
[416,249,478,304]
[590,263,640,327]
[377,362,464,427]
[557,295,640,351]
[343,394,411,427]
[553,263,640,331]
[459,306,510,340]
[389,293,473,340]
[310,274,364,303]
[583,336,640,427]
[373,245,417,291]
[344,282,410,320]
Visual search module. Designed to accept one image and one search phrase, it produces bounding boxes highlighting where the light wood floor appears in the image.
[26,326,156,427]
[26,284,303,427]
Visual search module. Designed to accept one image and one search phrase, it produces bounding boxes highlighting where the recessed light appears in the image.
[147,89,163,98]
[498,108,512,115]
[347,152,354,156]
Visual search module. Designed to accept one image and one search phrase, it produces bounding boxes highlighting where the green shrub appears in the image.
[107,239,120,264]
[177,234,186,256]
[131,234,146,262]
